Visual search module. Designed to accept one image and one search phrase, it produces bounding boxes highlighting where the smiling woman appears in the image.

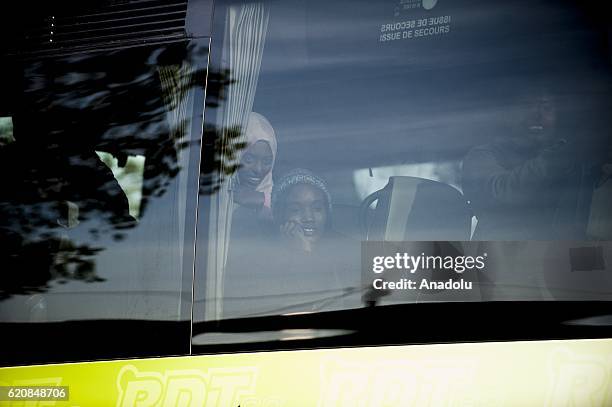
[272,169,332,253]
[232,112,277,216]
[222,168,361,318]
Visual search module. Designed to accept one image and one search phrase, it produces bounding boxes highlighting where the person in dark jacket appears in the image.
[463,89,594,240]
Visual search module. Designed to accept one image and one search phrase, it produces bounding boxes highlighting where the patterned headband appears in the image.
[271,168,332,215]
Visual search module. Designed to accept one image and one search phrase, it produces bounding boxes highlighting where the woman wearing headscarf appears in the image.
[232,112,277,219]
[224,112,277,312]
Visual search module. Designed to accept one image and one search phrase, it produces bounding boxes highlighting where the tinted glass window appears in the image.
[0,41,208,362]
[194,0,612,341]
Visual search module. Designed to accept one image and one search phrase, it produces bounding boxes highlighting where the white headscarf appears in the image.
[240,112,277,208]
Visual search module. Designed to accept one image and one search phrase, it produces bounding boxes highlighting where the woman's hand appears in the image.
[280,221,313,252]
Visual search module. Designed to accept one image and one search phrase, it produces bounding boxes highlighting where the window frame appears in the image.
[0,0,213,366]
[190,0,612,356]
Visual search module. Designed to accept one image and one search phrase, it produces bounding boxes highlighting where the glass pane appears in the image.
[195,0,612,332]
[0,41,207,329]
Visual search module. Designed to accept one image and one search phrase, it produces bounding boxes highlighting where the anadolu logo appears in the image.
[422,0,438,10]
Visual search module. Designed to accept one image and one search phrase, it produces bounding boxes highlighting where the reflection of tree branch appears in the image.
[199,124,246,195]
[204,68,235,109]
[0,229,104,300]
[197,67,248,194]
[0,44,203,299]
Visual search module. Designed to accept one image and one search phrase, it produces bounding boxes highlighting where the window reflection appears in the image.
[0,116,14,146]
[0,42,206,322]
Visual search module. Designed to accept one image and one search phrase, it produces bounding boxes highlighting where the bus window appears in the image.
[0,40,208,365]
[193,0,612,343]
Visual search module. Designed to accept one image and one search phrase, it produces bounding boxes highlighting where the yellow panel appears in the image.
[1,339,611,406]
